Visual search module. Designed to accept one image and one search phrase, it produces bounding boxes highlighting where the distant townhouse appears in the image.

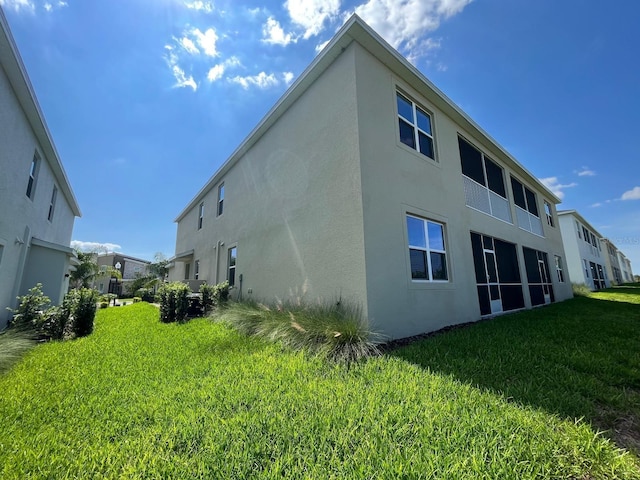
[601,238,624,285]
[558,210,609,290]
[92,253,151,296]
[169,16,572,340]
[618,251,634,283]
[0,8,81,328]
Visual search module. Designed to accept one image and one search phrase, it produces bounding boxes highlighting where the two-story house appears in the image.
[92,253,151,296]
[169,16,572,339]
[0,7,81,328]
[558,210,609,290]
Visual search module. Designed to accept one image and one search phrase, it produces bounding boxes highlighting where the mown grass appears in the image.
[0,328,35,374]
[0,295,639,478]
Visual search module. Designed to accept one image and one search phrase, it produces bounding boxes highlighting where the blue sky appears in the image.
[2,0,639,272]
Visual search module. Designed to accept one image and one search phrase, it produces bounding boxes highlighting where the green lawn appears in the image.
[0,288,639,479]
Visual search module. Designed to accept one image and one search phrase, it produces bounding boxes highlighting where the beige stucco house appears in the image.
[169,16,572,340]
[91,253,151,296]
[0,7,81,328]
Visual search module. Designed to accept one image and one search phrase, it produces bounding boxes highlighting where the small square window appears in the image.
[406,215,448,282]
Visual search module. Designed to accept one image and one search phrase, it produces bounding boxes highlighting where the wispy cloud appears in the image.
[591,202,602,208]
[177,36,200,55]
[184,1,214,13]
[285,0,341,39]
[0,0,35,12]
[71,241,122,253]
[206,56,240,82]
[621,186,640,201]
[230,72,280,90]
[576,166,596,177]
[191,27,219,57]
[262,16,296,46]
[539,177,578,200]
[164,46,198,91]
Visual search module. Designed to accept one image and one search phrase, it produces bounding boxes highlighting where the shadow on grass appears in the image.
[390,296,640,454]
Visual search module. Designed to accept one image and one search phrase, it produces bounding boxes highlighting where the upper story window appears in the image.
[459,137,511,223]
[217,183,225,216]
[195,260,200,280]
[544,201,554,227]
[511,177,543,236]
[576,221,582,239]
[198,202,204,230]
[47,186,58,222]
[406,214,448,282]
[26,154,40,199]
[396,92,434,160]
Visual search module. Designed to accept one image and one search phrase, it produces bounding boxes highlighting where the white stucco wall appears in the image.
[0,63,76,326]
[172,45,368,310]
[353,44,571,339]
[558,212,607,289]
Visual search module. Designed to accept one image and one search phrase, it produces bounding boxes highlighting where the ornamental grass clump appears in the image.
[0,328,34,374]
[214,298,381,362]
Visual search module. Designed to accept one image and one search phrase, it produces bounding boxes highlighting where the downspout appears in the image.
[214,240,221,284]
[11,226,31,306]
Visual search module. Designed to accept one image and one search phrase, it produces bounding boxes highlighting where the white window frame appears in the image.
[396,91,435,161]
[406,214,448,283]
[544,201,554,227]
[511,177,543,236]
[554,255,565,283]
[48,185,58,222]
[26,154,40,199]
[198,202,204,230]
[217,183,224,217]
[195,260,200,280]
[227,247,237,286]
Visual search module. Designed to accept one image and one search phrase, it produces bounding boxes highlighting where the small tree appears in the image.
[149,252,170,283]
[69,250,100,289]
[8,283,50,330]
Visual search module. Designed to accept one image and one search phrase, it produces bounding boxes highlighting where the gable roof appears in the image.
[557,209,603,238]
[0,7,81,217]
[175,15,559,222]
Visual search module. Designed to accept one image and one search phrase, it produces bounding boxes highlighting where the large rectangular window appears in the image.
[511,177,543,235]
[217,183,225,216]
[26,154,39,199]
[406,215,448,281]
[47,186,58,221]
[554,255,564,283]
[397,92,435,160]
[459,137,511,223]
[228,247,237,286]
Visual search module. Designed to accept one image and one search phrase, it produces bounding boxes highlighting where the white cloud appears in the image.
[230,72,280,89]
[262,16,295,46]
[191,27,219,57]
[285,0,341,39]
[591,202,602,208]
[315,39,330,53]
[184,1,214,13]
[576,166,596,177]
[283,71,295,86]
[353,0,472,59]
[71,241,122,253]
[539,177,578,201]
[178,36,200,54]
[621,186,640,201]
[0,0,35,12]
[43,2,51,10]
[207,56,241,82]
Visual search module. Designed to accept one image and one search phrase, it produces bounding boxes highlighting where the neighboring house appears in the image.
[0,8,81,329]
[558,210,609,290]
[618,251,634,283]
[169,16,572,340]
[601,238,624,285]
[92,253,151,296]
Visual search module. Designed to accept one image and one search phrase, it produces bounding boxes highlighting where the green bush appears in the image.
[64,288,99,338]
[8,284,50,331]
[214,298,381,363]
[133,297,142,303]
[99,302,109,309]
[200,283,215,314]
[37,306,67,340]
[158,282,191,323]
[135,288,155,303]
[213,281,229,305]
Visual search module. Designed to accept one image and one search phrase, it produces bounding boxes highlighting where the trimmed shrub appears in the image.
[135,288,155,303]
[213,281,230,305]
[8,284,50,331]
[214,298,382,363]
[100,302,109,309]
[158,282,191,323]
[200,283,215,314]
[133,297,142,303]
[64,288,99,338]
[37,306,67,340]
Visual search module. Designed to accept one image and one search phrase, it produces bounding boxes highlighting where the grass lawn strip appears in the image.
[0,293,638,478]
